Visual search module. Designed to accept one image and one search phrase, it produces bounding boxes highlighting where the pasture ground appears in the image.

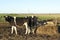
[0,14,60,40]
[0,23,60,40]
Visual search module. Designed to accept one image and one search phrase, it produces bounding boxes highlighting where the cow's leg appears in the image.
[24,24,28,34]
[23,22,30,34]
[14,26,17,35]
[11,26,17,35]
[25,26,30,34]
[23,22,28,34]
[27,27,30,34]
[11,26,14,34]
[31,27,35,34]
[32,29,35,34]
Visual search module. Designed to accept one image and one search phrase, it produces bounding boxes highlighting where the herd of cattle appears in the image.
[4,15,56,35]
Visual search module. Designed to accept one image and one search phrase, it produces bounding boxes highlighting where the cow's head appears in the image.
[37,20,47,26]
[4,16,14,22]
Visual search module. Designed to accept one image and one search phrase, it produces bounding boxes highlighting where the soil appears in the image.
[0,23,60,40]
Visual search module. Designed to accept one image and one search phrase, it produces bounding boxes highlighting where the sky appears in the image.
[0,0,60,14]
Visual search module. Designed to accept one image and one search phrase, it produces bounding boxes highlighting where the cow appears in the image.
[27,15,38,34]
[4,15,38,35]
[4,16,29,35]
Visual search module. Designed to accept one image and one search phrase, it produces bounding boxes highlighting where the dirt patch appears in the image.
[0,23,59,40]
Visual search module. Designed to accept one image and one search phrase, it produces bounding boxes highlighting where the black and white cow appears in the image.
[4,16,29,35]
[4,15,38,34]
[27,16,38,34]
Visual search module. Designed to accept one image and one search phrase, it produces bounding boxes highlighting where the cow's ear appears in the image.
[4,16,6,18]
[4,16,8,18]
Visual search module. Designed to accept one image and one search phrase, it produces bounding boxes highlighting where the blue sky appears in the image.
[0,0,60,14]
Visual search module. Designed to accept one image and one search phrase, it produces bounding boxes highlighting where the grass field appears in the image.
[0,13,60,22]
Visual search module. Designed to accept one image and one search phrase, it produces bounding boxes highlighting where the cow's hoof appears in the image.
[25,33,30,35]
[11,32,13,34]
[25,33,27,35]
[15,33,17,35]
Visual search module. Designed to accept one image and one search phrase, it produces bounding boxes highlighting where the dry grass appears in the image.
[36,26,57,36]
[36,21,58,36]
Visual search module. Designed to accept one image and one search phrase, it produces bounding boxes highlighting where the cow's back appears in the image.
[16,17,28,26]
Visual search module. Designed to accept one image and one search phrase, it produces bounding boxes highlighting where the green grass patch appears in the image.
[0,14,60,22]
